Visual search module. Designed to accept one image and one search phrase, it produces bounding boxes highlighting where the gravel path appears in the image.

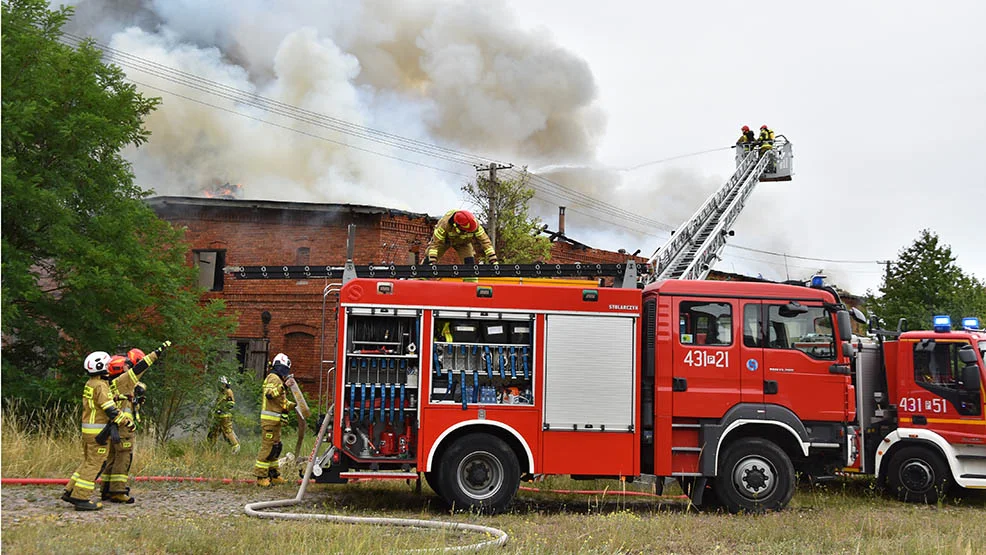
[1,482,301,528]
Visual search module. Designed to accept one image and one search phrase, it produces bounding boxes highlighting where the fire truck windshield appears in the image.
[766,305,835,359]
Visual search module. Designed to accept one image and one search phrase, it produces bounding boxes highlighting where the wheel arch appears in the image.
[716,422,807,474]
[425,420,534,474]
[874,428,955,485]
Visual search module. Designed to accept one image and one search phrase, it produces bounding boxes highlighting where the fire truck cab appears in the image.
[852,316,986,502]
[326,277,856,513]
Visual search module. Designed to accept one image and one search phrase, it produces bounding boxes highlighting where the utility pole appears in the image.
[474,162,512,249]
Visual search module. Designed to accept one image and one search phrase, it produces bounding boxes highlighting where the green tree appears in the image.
[1,0,237,438]
[462,168,552,264]
[867,230,986,330]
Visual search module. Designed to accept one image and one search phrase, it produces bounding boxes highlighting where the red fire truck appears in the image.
[849,316,986,501]
[308,275,859,513]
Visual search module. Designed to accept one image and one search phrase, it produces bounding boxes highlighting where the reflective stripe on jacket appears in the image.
[426,210,496,260]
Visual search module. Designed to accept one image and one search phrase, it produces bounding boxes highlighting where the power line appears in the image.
[725,244,883,265]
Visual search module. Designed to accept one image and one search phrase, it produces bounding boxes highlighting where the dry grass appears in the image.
[3,406,985,553]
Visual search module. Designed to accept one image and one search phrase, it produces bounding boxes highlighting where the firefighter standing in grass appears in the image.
[61,352,136,511]
[424,210,498,266]
[208,375,241,454]
[100,343,170,504]
[255,353,295,487]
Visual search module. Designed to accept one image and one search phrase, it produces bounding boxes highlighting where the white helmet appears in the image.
[272,353,291,368]
[84,351,112,375]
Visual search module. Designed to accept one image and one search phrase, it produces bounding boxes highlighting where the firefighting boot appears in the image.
[108,493,135,504]
[269,474,287,485]
[232,443,241,455]
[60,491,73,504]
[256,477,271,487]
[73,500,103,511]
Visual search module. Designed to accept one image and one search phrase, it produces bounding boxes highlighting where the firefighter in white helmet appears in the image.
[61,351,135,511]
[255,353,295,487]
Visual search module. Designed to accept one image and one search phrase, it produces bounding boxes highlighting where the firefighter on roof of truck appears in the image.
[99,342,170,505]
[424,210,498,266]
[255,353,295,487]
[208,375,240,454]
[61,352,135,511]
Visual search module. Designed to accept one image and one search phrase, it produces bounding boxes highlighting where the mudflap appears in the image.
[688,477,708,506]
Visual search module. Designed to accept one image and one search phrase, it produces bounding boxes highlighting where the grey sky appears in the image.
[507,0,986,293]
[64,0,986,295]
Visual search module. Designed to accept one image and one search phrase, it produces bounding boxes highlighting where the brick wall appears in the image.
[148,197,649,396]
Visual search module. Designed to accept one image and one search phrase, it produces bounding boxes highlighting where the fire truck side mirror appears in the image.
[842,341,855,359]
[850,307,867,325]
[960,364,981,392]
[836,310,851,342]
[958,346,978,365]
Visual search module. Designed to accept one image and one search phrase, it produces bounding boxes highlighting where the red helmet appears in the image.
[452,211,478,232]
[761,125,768,130]
[108,355,128,377]
[127,348,146,367]
[741,125,750,132]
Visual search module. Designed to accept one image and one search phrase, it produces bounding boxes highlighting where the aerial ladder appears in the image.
[226,137,792,287]
[647,136,793,281]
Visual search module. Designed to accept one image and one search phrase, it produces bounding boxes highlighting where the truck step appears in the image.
[339,471,418,481]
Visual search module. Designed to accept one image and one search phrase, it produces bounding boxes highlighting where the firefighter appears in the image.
[99,343,170,504]
[424,210,498,266]
[255,353,296,487]
[758,125,775,152]
[736,125,756,150]
[61,352,136,511]
[208,375,240,454]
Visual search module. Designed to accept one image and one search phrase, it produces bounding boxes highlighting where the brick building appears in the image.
[147,196,645,396]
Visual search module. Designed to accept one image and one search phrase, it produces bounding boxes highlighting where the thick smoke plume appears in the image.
[63,0,604,212]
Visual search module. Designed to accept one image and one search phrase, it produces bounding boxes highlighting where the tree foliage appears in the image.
[462,168,552,264]
[1,0,237,438]
[867,230,986,330]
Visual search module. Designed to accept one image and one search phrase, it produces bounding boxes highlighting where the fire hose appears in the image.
[242,402,509,552]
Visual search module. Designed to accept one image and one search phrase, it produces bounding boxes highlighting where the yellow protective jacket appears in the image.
[215,387,236,416]
[80,377,119,436]
[759,128,775,144]
[737,130,756,144]
[426,210,496,261]
[260,373,293,423]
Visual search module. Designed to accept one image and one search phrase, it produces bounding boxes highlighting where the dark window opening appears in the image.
[194,250,226,291]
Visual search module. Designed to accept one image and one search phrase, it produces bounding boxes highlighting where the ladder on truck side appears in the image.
[225,225,646,288]
[647,149,773,281]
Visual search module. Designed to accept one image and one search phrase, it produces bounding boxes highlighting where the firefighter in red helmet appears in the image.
[758,125,775,152]
[424,210,498,266]
[737,125,756,151]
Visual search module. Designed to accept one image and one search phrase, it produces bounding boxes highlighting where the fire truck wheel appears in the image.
[886,446,952,504]
[716,438,794,514]
[437,433,520,514]
[424,471,443,497]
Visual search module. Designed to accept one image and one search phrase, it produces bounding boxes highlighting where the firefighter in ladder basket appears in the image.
[424,210,498,266]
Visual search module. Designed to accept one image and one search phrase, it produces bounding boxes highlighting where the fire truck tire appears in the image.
[436,433,520,514]
[715,438,794,514]
[885,445,952,504]
[424,471,443,497]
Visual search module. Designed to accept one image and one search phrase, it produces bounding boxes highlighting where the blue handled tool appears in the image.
[379,383,386,422]
[349,358,357,381]
[399,384,406,422]
[369,384,376,422]
[483,346,493,379]
[522,346,530,380]
[446,344,454,380]
[360,358,368,383]
[497,346,506,379]
[433,348,441,379]
[359,383,366,422]
[348,384,355,423]
[473,368,480,403]
[389,358,397,383]
[509,347,517,379]
[461,372,469,410]
[390,384,396,422]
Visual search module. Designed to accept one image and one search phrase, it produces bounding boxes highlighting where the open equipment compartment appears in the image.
[430,310,535,407]
[342,307,420,461]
